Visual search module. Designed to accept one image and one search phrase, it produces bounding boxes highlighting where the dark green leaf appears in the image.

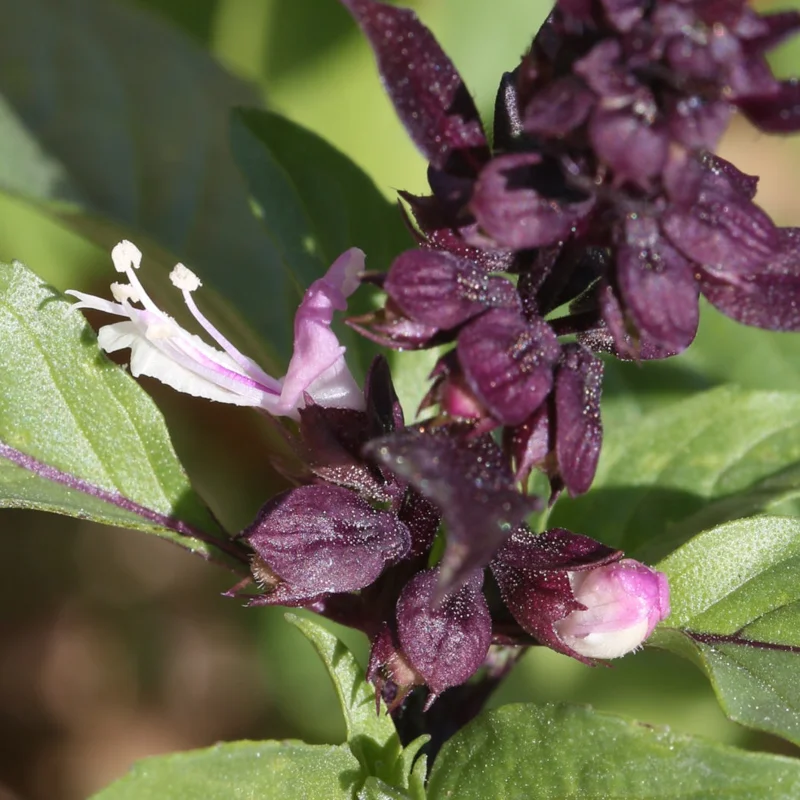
[0,0,294,362]
[230,108,413,375]
[232,108,410,279]
[132,0,219,44]
[90,740,361,800]
[551,386,800,561]
[653,516,800,746]
[286,614,410,789]
[286,614,398,750]
[0,259,246,570]
[427,702,800,799]
[358,777,414,800]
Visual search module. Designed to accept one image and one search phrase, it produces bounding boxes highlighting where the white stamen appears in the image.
[170,263,202,292]
[68,239,364,418]
[110,282,141,304]
[111,240,142,273]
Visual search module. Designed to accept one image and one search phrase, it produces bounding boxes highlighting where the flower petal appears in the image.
[98,320,272,406]
[278,248,365,415]
[491,527,622,664]
[699,227,800,331]
[735,78,800,133]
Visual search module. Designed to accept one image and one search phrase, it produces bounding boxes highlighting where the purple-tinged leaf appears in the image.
[396,568,491,705]
[341,0,489,174]
[662,164,778,274]
[736,79,800,134]
[363,354,405,438]
[589,110,668,190]
[0,443,249,571]
[491,527,622,663]
[579,283,679,361]
[242,484,411,602]
[470,152,594,250]
[493,70,524,152]
[617,215,699,352]
[741,11,800,55]
[298,403,391,500]
[554,344,603,497]
[458,308,561,426]
[365,428,538,592]
[347,302,443,350]
[384,249,518,331]
[699,227,800,331]
[523,76,595,136]
[504,402,552,486]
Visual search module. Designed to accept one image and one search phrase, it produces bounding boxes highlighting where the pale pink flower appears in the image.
[67,240,365,418]
[554,558,670,659]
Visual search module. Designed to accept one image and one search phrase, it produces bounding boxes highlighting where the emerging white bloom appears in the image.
[554,558,670,659]
[67,240,366,418]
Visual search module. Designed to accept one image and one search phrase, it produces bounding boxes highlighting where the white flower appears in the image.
[67,240,366,418]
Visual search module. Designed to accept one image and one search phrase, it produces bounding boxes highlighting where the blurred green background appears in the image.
[1,0,800,797]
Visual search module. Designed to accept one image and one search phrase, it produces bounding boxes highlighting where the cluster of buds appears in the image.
[344,0,800,498]
[71,238,669,712]
[68,0,800,718]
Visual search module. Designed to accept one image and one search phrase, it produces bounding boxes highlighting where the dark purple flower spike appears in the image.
[345,0,800,372]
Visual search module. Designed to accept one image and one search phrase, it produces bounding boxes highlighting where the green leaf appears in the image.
[0,259,246,570]
[550,386,800,561]
[230,108,413,376]
[0,0,293,362]
[90,740,361,800]
[427,702,800,799]
[286,614,405,787]
[231,108,410,287]
[358,777,414,800]
[653,516,800,746]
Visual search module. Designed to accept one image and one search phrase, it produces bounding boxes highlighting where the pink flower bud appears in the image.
[554,558,670,659]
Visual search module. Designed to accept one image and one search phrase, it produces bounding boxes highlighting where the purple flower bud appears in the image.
[242,485,411,604]
[395,568,492,707]
[554,559,670,659]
